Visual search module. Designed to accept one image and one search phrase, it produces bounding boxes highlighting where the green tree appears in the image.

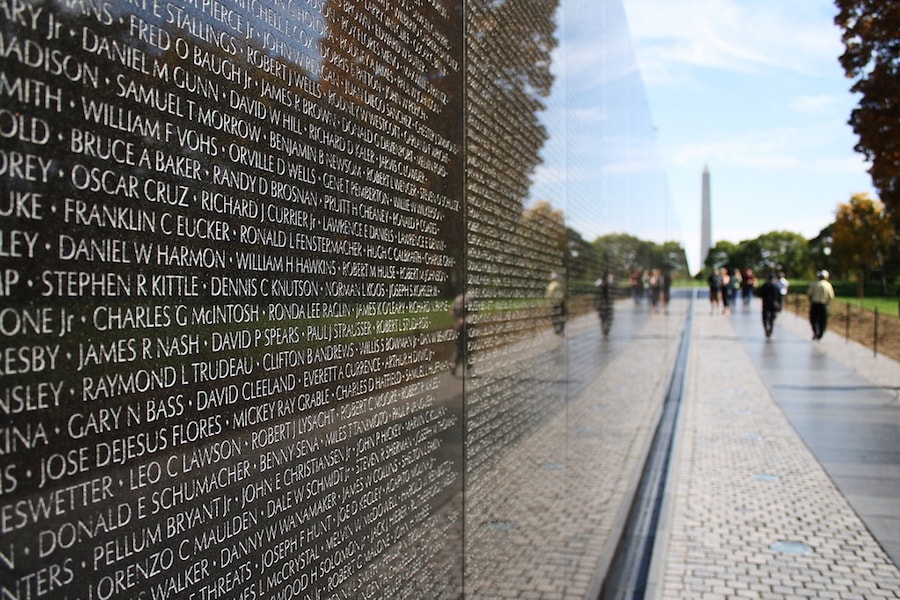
[808,225,841,279]
[592,234,688,280]
[704,240,739,273]
[705,232,811,279]
[753,231,813,278]
[834,1,900,224]
[656,241,690,276]
[832,193,896,294]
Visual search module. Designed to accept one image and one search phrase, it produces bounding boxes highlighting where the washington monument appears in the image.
[700,165,711,270]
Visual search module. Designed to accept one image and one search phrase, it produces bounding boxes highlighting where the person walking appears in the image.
[741,268,757,305]
[729,267,742,306]
[777,271,790,297]
[648,269,662,314]
[807,270,835,340]
[758,272,782,338]
[630,269,644,305]
[707,269,722,315]
[719,268,732,315]
[661,269,672,314]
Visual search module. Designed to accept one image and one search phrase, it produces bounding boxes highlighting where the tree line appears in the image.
[705,193,897,297]
[540,188,895,299]
[521,201,690,290]
[569,230,690,289]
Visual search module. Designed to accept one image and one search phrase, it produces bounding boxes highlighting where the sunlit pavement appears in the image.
[649,295,900,599]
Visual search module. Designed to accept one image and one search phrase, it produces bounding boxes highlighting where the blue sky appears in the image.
[530,0,876,273]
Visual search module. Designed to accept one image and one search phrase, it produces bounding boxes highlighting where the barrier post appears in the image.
[845,301,851,342]
[874,306,879,358]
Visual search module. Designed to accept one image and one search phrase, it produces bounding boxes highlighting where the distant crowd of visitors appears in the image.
[705,267,784,315]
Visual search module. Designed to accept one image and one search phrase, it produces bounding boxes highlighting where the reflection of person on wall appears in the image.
[450,292,470,376]
[648,269,661,314]
[807,270,835,340]
[547,272,566,335]
[661,269,672,314]
[594,273,614,336]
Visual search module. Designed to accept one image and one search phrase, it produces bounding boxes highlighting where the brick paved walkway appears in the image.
[650,302,900,599]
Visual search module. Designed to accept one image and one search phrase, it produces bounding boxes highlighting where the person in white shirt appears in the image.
[777,271,789,296]
[807,270,835,340]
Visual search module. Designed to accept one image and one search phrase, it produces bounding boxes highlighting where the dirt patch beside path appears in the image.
[783,295,900,363]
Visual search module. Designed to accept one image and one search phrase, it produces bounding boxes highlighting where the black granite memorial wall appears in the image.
[1,0,678,598]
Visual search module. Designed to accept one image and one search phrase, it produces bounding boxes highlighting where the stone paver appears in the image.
[650,302,900,599]
[778,302,900,393]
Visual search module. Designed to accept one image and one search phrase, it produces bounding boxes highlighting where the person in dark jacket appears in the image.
[707,270,722,314]
[758,272,782,338]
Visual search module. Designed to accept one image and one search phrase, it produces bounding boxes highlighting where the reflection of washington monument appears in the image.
[700,165,711,269]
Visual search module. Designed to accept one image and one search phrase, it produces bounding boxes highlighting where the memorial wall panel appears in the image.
[1,0,682,598]
[1,0,464,597]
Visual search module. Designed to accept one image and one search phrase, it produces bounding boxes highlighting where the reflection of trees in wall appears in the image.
[463,0,564,596]
[522,199,567,276]
[567,228,595,284]
[592,233,688,280]
[466,0,559,301]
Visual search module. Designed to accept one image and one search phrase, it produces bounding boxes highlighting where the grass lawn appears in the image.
[835,296,900,316]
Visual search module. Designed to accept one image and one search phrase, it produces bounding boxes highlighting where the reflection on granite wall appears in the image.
[0,0,677,598]
[463,0,569,594]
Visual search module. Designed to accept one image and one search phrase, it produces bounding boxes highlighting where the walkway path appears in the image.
[650,295,900,599]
